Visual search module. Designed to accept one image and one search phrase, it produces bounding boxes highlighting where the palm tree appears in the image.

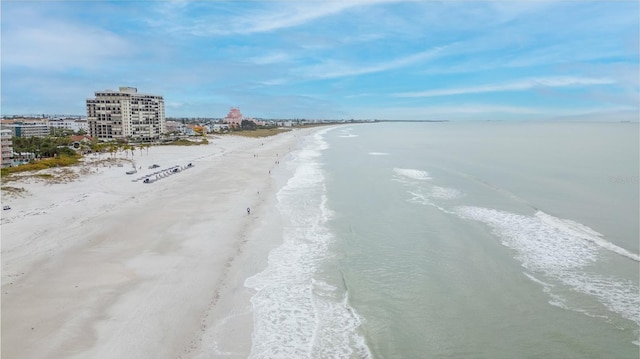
[108,144,117,158]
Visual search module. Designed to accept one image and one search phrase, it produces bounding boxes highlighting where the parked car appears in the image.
[149,164,160,169]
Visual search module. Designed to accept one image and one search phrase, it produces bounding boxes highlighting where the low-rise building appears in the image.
[49,118,88,133]
[165,120,186,134]
[13,152,36,166]
[14,122,50,137]
[211,124,230,133]
[68,135,94,153]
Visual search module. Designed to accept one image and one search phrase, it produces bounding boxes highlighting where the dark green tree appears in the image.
[241,120,257,130]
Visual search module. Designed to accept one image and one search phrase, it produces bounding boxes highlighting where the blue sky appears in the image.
[2,0,638,121]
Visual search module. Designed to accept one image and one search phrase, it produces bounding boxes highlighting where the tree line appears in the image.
[11,136,76,158]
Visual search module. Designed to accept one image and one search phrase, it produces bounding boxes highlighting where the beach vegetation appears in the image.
[162,138,209,146]
[1,154,81,178]
[0,186,28,197]
[241,120,257,130]
[49,128,75,137]
[225,127,291,138]
[141,143,151,155]
[90,142,109,155]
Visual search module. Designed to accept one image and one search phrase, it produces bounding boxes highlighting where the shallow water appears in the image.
[247,122,639,358]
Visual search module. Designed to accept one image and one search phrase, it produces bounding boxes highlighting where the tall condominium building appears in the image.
[1,128,13,168]
[86,87,166,142]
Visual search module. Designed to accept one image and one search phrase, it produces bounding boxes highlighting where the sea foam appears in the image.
[395,165,639,328]
[455,206,640,326]
[393,168,431,181]
[245,128,370,359]
[536,211,640,262]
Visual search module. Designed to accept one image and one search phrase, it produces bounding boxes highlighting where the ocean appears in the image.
[245,121,639,359]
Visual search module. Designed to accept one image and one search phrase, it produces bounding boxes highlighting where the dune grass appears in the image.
[163,138,209,146]
[1,155,81,178]
[224,128,291,138]
[1,186,28,197]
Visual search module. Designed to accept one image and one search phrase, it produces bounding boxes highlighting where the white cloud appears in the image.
[160,0,399,36]
[233,2,364,34]
[301,45,448,79]
[257,79,288,86]
[393,76,616,98]
[3,15,132,71]
[248,52,292,65]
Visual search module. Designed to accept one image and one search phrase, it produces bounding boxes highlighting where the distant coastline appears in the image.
[377,119,449,123]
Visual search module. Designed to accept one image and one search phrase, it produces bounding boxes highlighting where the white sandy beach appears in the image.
[1,128,319,359]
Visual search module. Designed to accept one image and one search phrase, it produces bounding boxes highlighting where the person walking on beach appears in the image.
[247,207,251,215]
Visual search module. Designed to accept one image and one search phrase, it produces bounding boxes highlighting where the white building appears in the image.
[86,87,166,142]
[211,124,230,132]
[49,118,89,133]
[75,119,89,133]
[165,120,186,134]
[1,128,13,168]
[14,122,50,137]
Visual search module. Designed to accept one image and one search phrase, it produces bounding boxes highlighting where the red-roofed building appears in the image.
[70,135,94,143]
[70,135,94,153]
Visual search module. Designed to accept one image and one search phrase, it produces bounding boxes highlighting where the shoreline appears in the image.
[1,128,322,358]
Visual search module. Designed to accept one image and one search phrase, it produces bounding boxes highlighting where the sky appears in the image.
[1,0,639,121]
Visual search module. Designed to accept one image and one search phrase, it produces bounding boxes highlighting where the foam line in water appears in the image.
[337,128,358,138]
[393,168,431,181]
[523,272,613,321]
[522,272,569,308]
[536,211,640,262]
[368,152,389,156]
[429,185,463,199]
[407,190,457,214]
[456,206,599,270]
[431,166,541,211]
[456,206,640,326]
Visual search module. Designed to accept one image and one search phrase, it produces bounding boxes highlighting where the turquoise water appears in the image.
[246,122,639,358]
